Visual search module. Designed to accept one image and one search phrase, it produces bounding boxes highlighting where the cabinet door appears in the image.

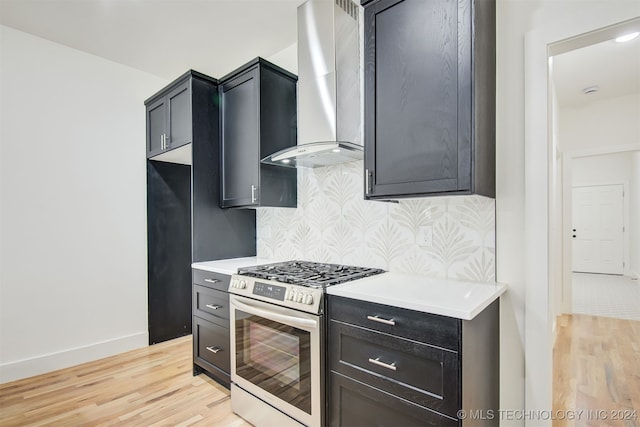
[329,372,458,427]
[329,319,460,418]
[220,67,260,208]
[193,316,231,387]
[146,97,166,157]
[166,80,192,150]
[364,0,472,198]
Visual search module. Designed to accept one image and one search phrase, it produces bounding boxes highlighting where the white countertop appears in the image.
[192,258,506,320]
[192,257,278,275]
[327,272,506,320]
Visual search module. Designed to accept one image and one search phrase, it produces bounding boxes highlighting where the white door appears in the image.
[572,184,624,274]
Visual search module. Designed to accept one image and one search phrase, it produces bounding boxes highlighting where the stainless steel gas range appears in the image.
[228,261,384,427]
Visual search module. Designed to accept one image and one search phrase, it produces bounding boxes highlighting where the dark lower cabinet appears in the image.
[327,296,499,426]
[146,70,256,347]
[362,0,495,199]
[330,372,458,427]
[192,269,232,387]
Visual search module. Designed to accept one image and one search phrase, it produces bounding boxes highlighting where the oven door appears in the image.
[229,294,322,427]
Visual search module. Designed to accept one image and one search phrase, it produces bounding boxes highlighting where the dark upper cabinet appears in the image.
[146,78,192,158]
[219,58,297,208]
[363,0,495,199]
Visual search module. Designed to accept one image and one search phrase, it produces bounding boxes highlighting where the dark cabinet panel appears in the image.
[146,70,256,357]
[329,372,458,427]
[193,285,230,328]
[363,0,495,199]
[193,316,231,387]
[166,81,191,150]
[146,78,192,158]
[147,98,166,156]
[219,58,297,208]
[192,269,231,292]
[193,268,233,388]
[329,319,459,418]
[220,68,260,206]
[327,296,500,427]
[329,295,460,351]
[147,161,192,344]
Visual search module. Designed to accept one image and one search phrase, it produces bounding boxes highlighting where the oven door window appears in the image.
[235,310,311,415]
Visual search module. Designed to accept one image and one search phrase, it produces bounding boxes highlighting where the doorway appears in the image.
[564,151,638,319]
[548,25,640,319]
[523,9,640,420]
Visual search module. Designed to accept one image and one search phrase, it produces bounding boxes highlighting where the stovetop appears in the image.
[237,260,385,289]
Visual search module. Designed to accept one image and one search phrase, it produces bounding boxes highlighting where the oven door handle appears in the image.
[231,298,318,330]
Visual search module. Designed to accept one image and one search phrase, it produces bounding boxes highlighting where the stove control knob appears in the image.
[296,293,304,303]
[287,290,295,301]
[304,294,314,305]
[239,280,247,289]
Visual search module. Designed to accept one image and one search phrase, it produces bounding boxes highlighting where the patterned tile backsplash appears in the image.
[256,161,495,282]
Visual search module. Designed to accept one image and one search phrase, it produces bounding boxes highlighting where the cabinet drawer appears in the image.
[329,371,457,427]
[193,269,230,292]
[328,296,460,351]
[329,319,459,417]
[193,285,230,327]
[193,317,230,374]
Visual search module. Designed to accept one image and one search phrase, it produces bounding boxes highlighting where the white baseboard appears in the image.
[0,331,148,384]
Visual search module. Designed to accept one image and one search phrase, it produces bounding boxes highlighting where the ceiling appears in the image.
[553,33,640,108]
[0,0,305,81]
[1,0,638,105]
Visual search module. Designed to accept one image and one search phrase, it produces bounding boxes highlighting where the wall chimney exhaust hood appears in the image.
[261,0,361,168]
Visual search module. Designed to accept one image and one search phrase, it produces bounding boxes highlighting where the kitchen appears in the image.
[1,1,639,426]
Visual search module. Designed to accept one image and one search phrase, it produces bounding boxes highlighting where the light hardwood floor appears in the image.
[0,336,251,426]
[4,315,638,426]
[553,314,640,427]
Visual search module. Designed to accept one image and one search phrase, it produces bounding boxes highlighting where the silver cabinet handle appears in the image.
[204,278,220,284]
[367,315,396,326]
[368,357,396,371]
[251,185,257,204]
[365,169,370,194]
[160,134,165,150]
[206,346,222,354]
[205,304,222,310]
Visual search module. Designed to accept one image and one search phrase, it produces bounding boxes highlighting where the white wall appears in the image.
[559,94,640,153]
[632,152,640,278]
[0,25,167,382]
[572,152,632,185]
[267,43,298,74]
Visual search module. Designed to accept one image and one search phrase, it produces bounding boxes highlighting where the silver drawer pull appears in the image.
[368,357,396,371]
[204,278,220,284]
[206,346,222,354]
[205,304,222,310]
[367,315,396,326]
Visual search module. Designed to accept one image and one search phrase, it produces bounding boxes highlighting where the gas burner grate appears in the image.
[238,260,384,288]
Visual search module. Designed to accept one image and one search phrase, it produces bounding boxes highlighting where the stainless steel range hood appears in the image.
[262,0,361,168]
